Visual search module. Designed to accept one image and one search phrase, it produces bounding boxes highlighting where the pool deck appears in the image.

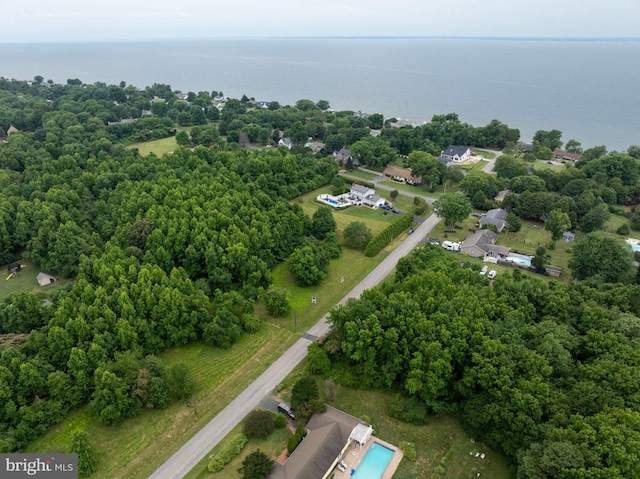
[332,436,403,479]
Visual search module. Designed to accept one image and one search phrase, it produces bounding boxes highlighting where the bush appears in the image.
[243,410,276,439]
[207,433,248,472]
[287,423,308,455]
[365,214,413,257]
[399,441,417,461]
[618,223,630,235]
[307,343,331,377]
[360,415,371,425]
[274,414,287,429]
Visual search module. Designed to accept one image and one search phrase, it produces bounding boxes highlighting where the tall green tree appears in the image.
[433,193,472,231]
[569,234,633,283]
[311,206,336,240]
[343,221,372,250]
[545,209,571,240]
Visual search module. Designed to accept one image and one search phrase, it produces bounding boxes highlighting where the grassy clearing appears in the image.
[127,136,178,156]
[471,148,496,159]
[328,385,511,479]
[28,327,298,479]
[531,160,569,173]
[341,169,379,181]
[0,261,71,300]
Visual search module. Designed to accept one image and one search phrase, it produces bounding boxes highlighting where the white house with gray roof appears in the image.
[440,145,471,164]
[349,184,386,208]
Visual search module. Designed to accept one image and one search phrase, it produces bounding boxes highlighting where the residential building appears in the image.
[552,150,582,162]
[460,230,508,258]
[562,231,575,242]
[439,145,471,163]
[349,185,386,208]
[479,208,508,233]
[382,166,422,185]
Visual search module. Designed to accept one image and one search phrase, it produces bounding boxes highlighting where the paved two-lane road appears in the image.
[149,213,441,479]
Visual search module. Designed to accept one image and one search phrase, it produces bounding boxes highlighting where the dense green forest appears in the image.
[322,246,640,478]
[1,76,640,478]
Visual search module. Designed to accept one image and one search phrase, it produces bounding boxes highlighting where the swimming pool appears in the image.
[352,443,394,479]
[507,254,532,267]
[322,198,340,206]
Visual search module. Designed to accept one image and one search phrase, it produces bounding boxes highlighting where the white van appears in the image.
[441,241,460,252]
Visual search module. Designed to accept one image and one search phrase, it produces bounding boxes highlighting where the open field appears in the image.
[127,136,178,156]
[27,328,299,479]
[0,261,71,300]
[340,169,378,181]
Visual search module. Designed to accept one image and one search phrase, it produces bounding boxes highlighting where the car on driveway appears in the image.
[470,212,483,217]
[480,266,488,275]
[429,238,440,245]
[278,402,296,419]
[487,270,497,279]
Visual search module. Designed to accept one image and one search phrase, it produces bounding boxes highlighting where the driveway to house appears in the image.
[148,213,442,479]
[339,172,436,205]
[479,148,503,174]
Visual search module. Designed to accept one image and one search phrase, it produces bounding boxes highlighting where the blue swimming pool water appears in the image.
[323,198,339,205]
[632,245,640,252]
[352,443,394,479]
[507,254,532,267]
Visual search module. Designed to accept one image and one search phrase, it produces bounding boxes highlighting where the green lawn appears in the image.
[531,160,569,173]
[329,386,511,479]
[341,169,379,181]
[471,148,496,159]
[127,136,178,156]
[0,261,71,300]
[28,328,299,479]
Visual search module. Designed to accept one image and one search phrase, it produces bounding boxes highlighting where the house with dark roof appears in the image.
[460,230,509,258]
[439,145,471,164]
[479,208,508,233]
[268,406,361,479]
[382,166,422,185]
[333,148,352,162]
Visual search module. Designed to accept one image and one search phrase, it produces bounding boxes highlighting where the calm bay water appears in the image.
[3,38,639,150]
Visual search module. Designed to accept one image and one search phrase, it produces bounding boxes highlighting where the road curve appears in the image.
[149,213,441,479]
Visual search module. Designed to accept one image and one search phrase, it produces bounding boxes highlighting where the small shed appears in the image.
[562,231,575,242]
[545,265,562,277]
[349,423,373,449]
[36,272,58,286]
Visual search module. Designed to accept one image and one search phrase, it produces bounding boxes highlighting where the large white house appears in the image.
[439,145,471,164]
[350,184,386,208]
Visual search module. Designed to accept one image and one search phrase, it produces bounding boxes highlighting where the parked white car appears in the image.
[487,270,497,279]
[479,266,488,275]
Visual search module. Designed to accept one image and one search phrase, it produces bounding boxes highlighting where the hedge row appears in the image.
[364,214,413,257]
[207,433,249,472]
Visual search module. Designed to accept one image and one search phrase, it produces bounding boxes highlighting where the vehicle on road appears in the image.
[480,266,488,275]
[487,270,497,279]
[408,227,414,234]
[278,402,296,419]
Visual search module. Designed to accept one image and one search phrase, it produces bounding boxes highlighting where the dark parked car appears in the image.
[470,212,482,217]
[278,402,296,419]
[380,204,391,211]
[429,237,440,245]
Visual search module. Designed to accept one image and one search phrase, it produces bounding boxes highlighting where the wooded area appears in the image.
[1,76,640,478]
[325,246,640,478]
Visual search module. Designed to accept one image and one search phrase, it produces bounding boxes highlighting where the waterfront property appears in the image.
[382,165,422,185]
[439,145,471,164]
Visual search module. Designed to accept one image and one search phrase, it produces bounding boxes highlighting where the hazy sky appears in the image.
[2,0,639,43]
